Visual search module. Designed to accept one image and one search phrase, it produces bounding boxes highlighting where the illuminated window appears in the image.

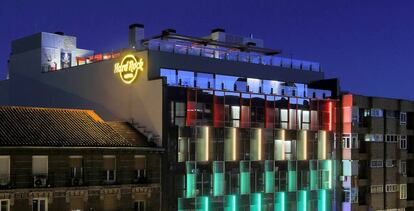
[177,70,194,87]
[370,109,383,117]
[370,185,383,193]
[385,184,398,192]
[280,109,288,129]
[364,134,383,142]
[400,184,407,199]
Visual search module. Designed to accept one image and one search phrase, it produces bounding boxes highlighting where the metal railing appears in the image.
[148,39,322,72]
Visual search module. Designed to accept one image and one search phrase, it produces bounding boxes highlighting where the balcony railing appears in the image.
[148,39,322,72]
[32,173,54,188]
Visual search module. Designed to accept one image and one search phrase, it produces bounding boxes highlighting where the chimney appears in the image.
[129,23,144,50]
[210,28,226,42]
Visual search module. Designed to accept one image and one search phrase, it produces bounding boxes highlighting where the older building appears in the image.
[341,94,414,211]
[0,106,162,211]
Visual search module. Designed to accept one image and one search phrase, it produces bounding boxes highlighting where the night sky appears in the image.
[1,0,413,100]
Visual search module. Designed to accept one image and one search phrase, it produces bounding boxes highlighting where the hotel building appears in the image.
[0,23,412,211]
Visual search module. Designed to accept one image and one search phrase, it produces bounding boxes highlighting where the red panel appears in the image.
[265,102,275,128]
[240,105,250,128]
[186,89,196,126]
[213,94,224,127]
[342,94,353,133]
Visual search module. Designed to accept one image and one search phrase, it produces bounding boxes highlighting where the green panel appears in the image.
[265,171,275,193]
[297,190,308,211]
[186,174,196,198]
[318,189,328,211]
[196,196,209,211]
[274,192,286,211]
[310,170,317,190]
[224,195,237,211]
[288,170,297,191]
[251,193,262,211]
[240,172,250,194]
[213,173,225,196]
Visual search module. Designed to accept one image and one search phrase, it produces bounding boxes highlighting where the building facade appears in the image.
[341,94,414,211]
[0,24,413,211]
[0,107,162,211]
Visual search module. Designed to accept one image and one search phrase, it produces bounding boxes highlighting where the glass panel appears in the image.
[160,68,177,85]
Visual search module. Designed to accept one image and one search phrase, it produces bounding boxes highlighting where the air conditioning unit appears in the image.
[71,177,83,186]
[33,175,47,187]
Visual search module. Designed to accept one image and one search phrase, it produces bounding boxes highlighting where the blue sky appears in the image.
[1,0,413,99]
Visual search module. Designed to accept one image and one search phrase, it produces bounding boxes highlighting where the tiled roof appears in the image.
[107,122,154,147]
[0,106,135,147]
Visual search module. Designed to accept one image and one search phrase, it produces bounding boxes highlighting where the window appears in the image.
[134,155,146,181]
[69,156,83,178]
[32,156,48,175]
[0,156,10,186]
[400,112,407,125]
[370,185,384,193]
[385,134,399,143]
[103,156,116,182]
[32,198,48,211]
[386,110,398,118]
[370,160,383,168]
[399,161,407,175]
[280,109,288,129]
[0,199,9,211]
[365,134,383,142]
[400,135,407,149]
[352,106,359,123]
[385,184,398,192]
[385,160,396,168]
[134,200,145,211]
[400,184,407,199]
[160,68,177,85]
[342,134,358,149]
[371,108,383,117]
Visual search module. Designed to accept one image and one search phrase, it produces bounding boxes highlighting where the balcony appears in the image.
[132,169,148,184]
[147,39,322,72]
[32,173,54,188]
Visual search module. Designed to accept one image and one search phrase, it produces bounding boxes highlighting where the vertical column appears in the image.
[318,130,327,160]
[275,129,286,161]
[297,130,307,160]
[224,128,238,161]
[196,126,210,162]
[250,128,263,161]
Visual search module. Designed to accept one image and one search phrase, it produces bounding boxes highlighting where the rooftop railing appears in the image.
[147,39,322,72]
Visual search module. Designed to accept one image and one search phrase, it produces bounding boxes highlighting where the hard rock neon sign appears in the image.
[114,54,144,84]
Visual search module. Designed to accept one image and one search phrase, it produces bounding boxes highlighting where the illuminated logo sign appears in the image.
[114,55,144,84]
